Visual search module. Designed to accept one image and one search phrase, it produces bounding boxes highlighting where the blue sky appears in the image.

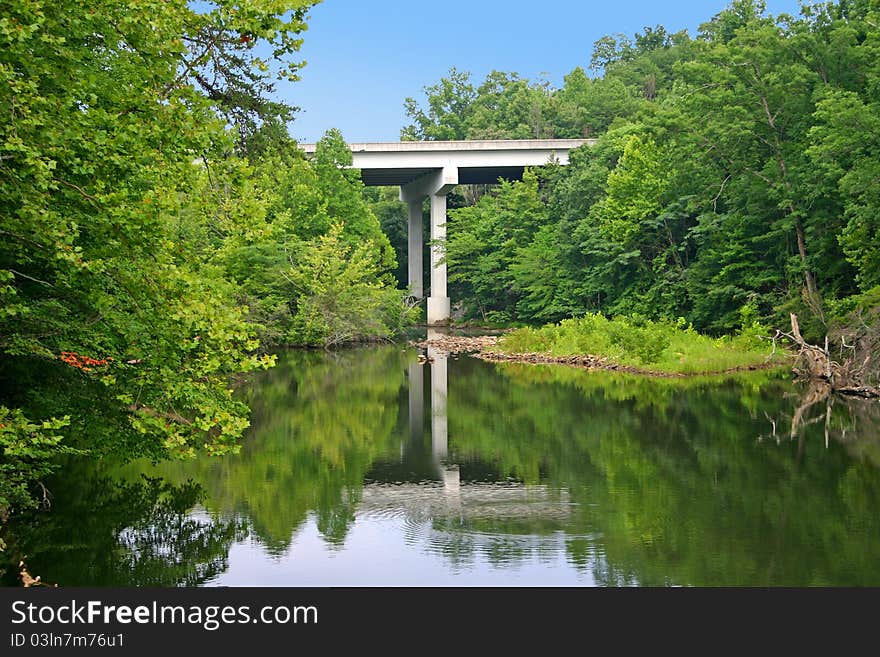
[284,0,805,143]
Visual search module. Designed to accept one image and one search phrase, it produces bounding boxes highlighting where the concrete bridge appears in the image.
[301,139,592,323]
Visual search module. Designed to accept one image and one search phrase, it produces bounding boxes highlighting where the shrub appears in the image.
[495,312,778,374]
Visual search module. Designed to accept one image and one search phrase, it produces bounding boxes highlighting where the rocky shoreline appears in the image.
[411,334,500,354]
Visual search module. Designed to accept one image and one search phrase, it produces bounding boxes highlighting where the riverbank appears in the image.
[473,349,783,377]
[414,330,786,378]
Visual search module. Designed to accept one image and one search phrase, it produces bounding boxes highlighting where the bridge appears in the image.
[301,139,592,323]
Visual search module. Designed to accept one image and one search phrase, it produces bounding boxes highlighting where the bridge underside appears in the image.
[360,166,526,187]
[301,139,591,323]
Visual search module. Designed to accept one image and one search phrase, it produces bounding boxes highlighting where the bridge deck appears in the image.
[300,139,593,186]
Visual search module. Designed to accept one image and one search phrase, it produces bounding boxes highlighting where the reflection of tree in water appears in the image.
[2,346,407,585]
[6,348,879,587]
[441,358,880,585]
[139,346,406,554]
[112,479,246,587]
[1,469,243,586]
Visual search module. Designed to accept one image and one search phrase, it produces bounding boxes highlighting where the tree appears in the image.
[0,0,318,512]
[285,224,416,347]
[178,0,319,148]
[401,67,476,141]
[555,68,640,137]
[445,171,549,322]
[674,8,830,316]
[590,135,670,244]
[467,71,557,139]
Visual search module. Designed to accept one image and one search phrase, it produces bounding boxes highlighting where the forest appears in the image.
[397,0,879,338]
[2,0,880,519]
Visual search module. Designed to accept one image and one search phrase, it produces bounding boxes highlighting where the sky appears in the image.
[284,0,806,143]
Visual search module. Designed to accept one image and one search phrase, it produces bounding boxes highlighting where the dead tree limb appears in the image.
[775,313,879,398]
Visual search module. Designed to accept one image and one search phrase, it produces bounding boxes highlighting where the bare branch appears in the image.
[54,178,99,203]
[9,269,52,286]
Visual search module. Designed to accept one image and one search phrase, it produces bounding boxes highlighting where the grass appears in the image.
[490,313,785,375]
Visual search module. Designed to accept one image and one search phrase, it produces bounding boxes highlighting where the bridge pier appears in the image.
[427,193,450,324]
[407,199,423,299]
[400,167,457,324]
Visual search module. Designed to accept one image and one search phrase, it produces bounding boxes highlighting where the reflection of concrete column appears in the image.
[442,464,460,495]
[427,192,450,324]
[442,464,461,516]
[407,199,423,299]
[407,358,424,443]
[428,339,448,461]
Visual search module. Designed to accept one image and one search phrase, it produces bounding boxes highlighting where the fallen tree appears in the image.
[773,313,879,399]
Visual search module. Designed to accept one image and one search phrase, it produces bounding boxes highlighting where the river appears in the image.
[3,340,880,586]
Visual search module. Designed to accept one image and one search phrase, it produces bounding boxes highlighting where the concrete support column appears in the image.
[407,199,423,299]
[427,193,450,324]
[400,166,456,325]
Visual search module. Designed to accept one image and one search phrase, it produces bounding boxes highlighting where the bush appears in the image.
[607,318,670,364]
[286,224,418,347]
[495,312,778,374]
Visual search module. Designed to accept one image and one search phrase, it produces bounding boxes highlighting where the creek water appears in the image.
[5,341,880,586]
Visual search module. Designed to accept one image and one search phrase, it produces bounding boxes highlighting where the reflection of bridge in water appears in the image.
[360,330,572,527]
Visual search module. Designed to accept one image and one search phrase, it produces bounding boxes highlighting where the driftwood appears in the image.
[773,313,879,399]
[757,313,879,446]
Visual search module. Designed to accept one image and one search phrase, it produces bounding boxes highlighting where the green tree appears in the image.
[401,67,476,141]
[217,129,409,347]
[590,135,670,244]
[555,68,640,137]
[0,0,316,512]
[286,224,416,347]
[467,71,557,139]
[445,171,549,322]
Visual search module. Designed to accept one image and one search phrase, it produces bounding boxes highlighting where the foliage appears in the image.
[402,68,558,140]
[286,224,417,347]
[362,186,412,288]
[401,0,879,345]
[211,128,410,348]
[0,408,76,512]
[401,67,477,141]
[177,0,319,148]
[0,0,413,514]
[589,135,669,244]
[494,312,780,373]
[445,170,548,323]
[0,0,294,510]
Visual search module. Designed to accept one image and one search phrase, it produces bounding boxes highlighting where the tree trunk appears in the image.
[793,214,817,298]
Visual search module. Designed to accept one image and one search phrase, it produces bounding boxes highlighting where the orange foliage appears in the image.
[59,351,112,372]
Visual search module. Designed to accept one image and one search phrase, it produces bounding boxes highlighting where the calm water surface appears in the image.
[6,341,880,586]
